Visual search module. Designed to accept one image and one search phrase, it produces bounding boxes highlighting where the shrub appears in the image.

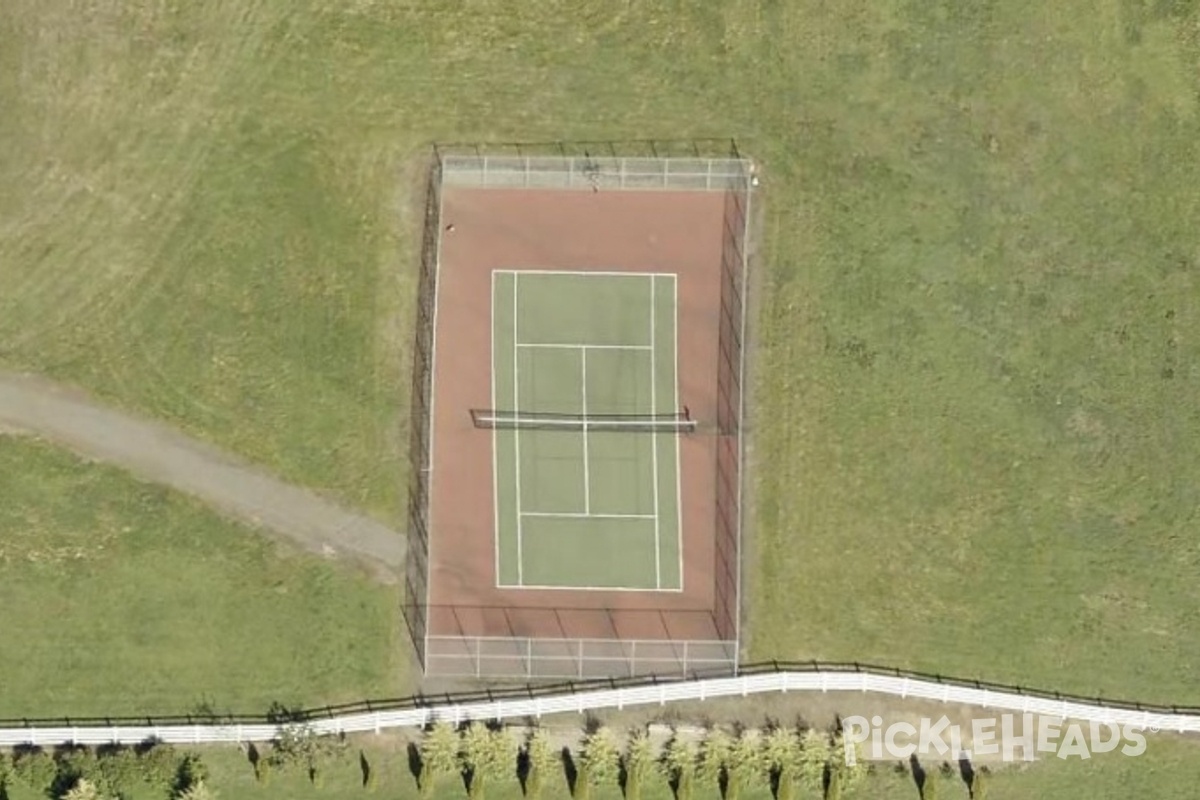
[659,733,697,800]
[254,755,272,786]
[11,748,58,793]
[579,727,620,790]
[825,769,843,800]
[621,730,655,800]
[797,729,831,794]
[724,729,765,800]
[419,721,461,797]
[269,724,347,787]
[971,768,989,800]
[696,727,732,790]
[95,746,141,797]
[827,729,867,795]
[138,742,182,792]
[176,779,218,800]
[459,722,515,800]
[523,728,559,800]
[762,727,800,800]
[61,777,109,800]
[174,753,209,796]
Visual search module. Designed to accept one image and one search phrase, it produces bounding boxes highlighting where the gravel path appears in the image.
[0,371,404,583]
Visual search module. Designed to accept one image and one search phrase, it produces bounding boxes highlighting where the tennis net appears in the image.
[470,409,696,433]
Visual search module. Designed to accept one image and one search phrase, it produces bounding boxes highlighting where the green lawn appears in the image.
[2,0,1198,754]
[0,438,404,717]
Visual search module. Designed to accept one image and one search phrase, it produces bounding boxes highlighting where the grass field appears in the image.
[2,0,1199,766]
[0,437,404,717]
[182,734,1200,800]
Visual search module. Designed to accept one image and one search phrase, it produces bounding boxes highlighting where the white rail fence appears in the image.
[3,671,1199,747]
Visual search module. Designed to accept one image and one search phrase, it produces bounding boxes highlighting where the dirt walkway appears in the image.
[0,371,404,583]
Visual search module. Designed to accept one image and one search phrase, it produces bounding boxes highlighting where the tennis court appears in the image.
[487,270,686,590]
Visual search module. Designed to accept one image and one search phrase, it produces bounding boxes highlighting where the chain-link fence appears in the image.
[404,141,751,679]
[426,635,738,679]
[439,155,751,192]
[402,155,443,666]
[712,163,752,643]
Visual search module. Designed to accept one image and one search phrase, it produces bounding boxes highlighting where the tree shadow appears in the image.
[461,765,475,794]
[561,746,579,796]
[133,738,163,757]
[910,754,927,798]
[407,742,424,789]
[958,755,975,795]
[516,744,532,794]
[359,751,372,789]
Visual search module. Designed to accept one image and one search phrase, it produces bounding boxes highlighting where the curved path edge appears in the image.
[0,371,403,582]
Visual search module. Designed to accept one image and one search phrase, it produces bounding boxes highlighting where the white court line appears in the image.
[521,512,656,520]
[492,268,677,279]
[517,342,653,351]
[650,275,662,590]
[513,272,524,586]
[671,274,684,591]
[581,348,591,514]
[676,275,686,594]
[496,581,682,593]
[490,271,501,587]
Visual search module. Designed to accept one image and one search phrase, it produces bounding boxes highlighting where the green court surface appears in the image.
[491,271,683,590]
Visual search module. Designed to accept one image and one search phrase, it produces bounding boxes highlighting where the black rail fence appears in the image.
[2,661,1197,731]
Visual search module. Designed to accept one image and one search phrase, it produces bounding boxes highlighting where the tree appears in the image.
[762,726,800,800]
[970,768,988,800]
[622,730,655,800]
[176,780,218,800]
[523,728,560,800]
[578,726,621,796]
[659,733,697,800]
[62,778,108,800]
[459,722,515,800]
[724,728,765,800]
[796,729,831,794]
[174,753,209,796]
[138,742,181,793]
[11,748,57,793]
[95,747,141,797]
[696,727,732,792]
[269,724,346,788]
[828,729,867,796]
[824,768,843,800]
[419,721,461,797]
